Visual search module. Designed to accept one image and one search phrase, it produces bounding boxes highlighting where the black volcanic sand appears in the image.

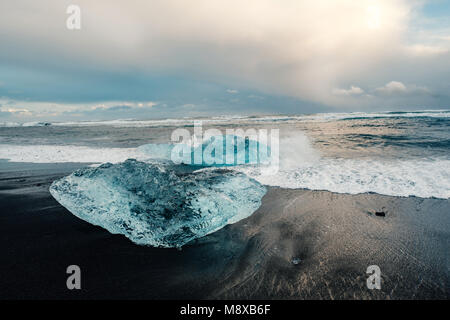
[0,163,449,299]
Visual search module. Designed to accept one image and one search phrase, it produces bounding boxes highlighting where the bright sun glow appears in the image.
[367,5,381,29]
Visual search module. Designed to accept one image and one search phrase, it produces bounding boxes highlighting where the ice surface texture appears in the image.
[137,135,271,166]
[50,159,266,247]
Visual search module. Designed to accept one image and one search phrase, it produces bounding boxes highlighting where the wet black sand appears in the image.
[0,163,449,299]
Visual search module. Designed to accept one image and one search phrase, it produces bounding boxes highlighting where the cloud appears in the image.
[0,98,159,120]
[375,81,407,95]
[406,44,449,57]
[332,86,364,96]
[145,102,157,108]
[0,107,32,117]
[0,0,449,115]
[375,81,430,96]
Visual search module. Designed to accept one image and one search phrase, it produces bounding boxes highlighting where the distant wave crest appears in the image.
[1,110,449,127]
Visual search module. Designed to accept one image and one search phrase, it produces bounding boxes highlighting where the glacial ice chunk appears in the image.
[49,159,266,247]
[137,134,272,167]
[137,143,174,160]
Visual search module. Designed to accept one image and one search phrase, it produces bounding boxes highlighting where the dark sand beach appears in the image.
[0,163,449,299]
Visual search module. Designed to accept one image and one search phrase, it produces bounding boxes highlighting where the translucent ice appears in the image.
[137,134,271,166]
[137,143,174,160]
[49,159,266,247]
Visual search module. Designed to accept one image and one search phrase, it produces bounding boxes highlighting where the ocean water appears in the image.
[0,110,449,199]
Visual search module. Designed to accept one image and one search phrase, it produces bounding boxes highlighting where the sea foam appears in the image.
[1,130,449,199]
[1,110,448,128]
[240,157,450,199]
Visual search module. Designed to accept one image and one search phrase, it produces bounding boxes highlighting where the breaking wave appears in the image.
[1,110,448,127]
[1,128,448,199]
[240,157,450,199]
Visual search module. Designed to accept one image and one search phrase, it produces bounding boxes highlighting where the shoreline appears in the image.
[0,163,449,299]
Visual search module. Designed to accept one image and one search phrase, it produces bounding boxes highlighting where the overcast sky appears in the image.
[1,0,449,121]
